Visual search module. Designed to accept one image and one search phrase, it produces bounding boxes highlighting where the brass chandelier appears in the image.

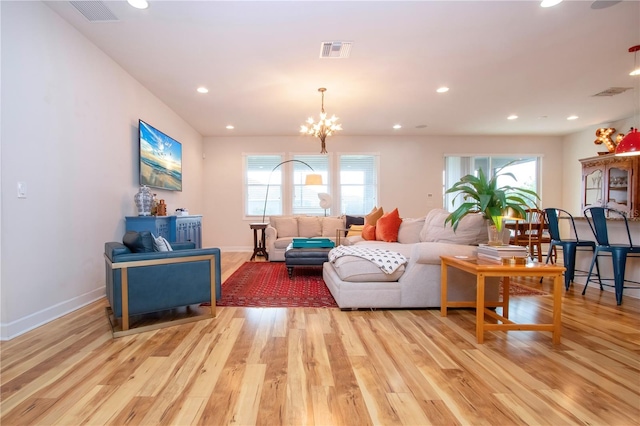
[300,88,342,154]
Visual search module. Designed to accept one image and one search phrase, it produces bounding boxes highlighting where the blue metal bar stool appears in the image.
[544,208,599,290]
[583,207,640,305]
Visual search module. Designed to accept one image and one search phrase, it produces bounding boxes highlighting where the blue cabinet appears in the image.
[125,215,202,248]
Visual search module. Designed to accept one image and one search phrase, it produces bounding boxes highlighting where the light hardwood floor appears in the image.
[1,251,639,425]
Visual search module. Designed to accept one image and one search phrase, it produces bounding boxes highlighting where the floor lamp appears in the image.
[260,159,323,224]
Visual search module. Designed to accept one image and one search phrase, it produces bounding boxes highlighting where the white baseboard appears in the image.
[218,246,253,252]
[0,287,104,341]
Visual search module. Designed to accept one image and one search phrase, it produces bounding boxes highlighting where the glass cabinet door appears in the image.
[584,168,603,207]
[607,166,630,212]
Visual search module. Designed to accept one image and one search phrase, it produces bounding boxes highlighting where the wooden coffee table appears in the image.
[440,255,565,344]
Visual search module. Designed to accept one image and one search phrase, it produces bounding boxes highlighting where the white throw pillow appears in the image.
[298,216,322,238]
[271,216,299,238]
[153,234,173,252]
[321,216,345,237]
[397,217,425,244]
[420,209,487,245]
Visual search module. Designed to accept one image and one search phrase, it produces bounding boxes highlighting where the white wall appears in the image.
[0,2,204,339]
[202,134,564,250]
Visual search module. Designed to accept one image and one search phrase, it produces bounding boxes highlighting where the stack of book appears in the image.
[477,244,527,263]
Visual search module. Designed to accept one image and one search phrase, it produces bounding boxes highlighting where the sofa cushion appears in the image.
[345,215,365,229]
[420,209,487,245]
[376,208,402,242]
[362,223,376,240]
[365,206,384,225]
[347,224,364,237]
[122,231,155,253]
[271,216,299,238]
[298,216,322,238]
[332,256,405,282]
[153,235,173,252]
[397,217,425,244]
[321,216,344,237]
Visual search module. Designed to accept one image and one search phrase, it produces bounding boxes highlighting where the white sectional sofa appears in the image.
[322,209,501,309]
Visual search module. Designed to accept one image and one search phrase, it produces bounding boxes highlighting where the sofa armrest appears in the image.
[265,224,277,240]
[410,242,478,265]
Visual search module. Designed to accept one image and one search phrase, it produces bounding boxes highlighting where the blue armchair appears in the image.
[104,238,221,337]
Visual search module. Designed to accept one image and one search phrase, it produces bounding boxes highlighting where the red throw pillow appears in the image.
[362,223,377,240]
[376,208,402,242]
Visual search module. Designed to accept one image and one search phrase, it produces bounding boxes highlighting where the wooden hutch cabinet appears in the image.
[580,153,639,218]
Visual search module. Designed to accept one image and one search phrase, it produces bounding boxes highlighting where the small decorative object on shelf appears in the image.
[157,199,167,216]
[134,185,153,216]
[151,193,158,215]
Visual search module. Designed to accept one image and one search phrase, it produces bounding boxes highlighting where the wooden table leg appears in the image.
[502,276,510,319]
[440,262,448,317]
[552,273,562,344]
[250,228,258,261]
[476,274,485,344]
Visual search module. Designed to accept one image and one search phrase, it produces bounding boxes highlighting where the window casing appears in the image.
[244,153,379,218]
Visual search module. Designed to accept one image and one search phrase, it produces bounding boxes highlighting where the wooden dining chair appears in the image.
[509,208,550,262]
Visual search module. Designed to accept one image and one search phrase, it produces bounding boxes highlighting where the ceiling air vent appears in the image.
[320,41,353,59]
[70,1,119,22]
[592,87,632,97]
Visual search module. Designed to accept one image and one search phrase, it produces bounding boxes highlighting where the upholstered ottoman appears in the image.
[284,244,331,278]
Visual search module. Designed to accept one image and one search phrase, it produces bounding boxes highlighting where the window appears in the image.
[444,156,540,212]
[292,155,329,215]
[339,155,378,215]
[244,153,379,218]
[245,155,283,220]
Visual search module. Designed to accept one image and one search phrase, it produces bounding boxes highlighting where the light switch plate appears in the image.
[17,182,27,198]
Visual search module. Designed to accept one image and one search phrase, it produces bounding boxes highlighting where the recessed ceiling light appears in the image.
[630,68,640,76]
[393,124,402,129]
[567,115,579,120]
[436,87,449,93]
[197,87,209,94]
[540,0,562,7]
[507,115,518,120]
[226,125,234,130]
[127,0,149,10]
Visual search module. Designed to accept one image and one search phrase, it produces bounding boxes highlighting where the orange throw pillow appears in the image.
[365,206,384,226]
[376,208,402,242]
[362,223,377,240]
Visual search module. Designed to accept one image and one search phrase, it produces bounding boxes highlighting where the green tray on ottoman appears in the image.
[291,238,335,248]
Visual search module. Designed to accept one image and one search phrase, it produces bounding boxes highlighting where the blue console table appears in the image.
[125,215,202,248]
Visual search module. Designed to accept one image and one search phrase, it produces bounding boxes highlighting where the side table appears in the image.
[250,223,269,261]
[440,255,565,344]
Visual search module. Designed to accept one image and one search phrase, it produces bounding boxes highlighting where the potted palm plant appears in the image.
[444,164,539,245]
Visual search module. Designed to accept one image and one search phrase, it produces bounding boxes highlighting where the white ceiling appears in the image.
[45,0,640,138]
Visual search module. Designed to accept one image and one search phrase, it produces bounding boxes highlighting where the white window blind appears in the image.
[339,155,378,215]
[292,155,329,215]
[245,155,283,219]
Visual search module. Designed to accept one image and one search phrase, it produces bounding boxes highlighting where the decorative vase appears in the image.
[157,199,167,216]
[487,223,508,246]
[134,185,154,216]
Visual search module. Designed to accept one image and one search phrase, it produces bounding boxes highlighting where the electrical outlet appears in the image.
[17,182,27,198]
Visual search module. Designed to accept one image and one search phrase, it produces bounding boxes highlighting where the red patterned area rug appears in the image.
[216,262,338,308]
[500,281,549,296]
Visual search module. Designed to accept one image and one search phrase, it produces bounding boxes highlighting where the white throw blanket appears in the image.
[329,246,408,274]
